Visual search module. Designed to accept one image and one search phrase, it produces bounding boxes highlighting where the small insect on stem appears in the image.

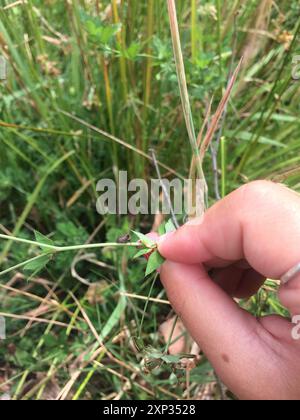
[117,233,131,244]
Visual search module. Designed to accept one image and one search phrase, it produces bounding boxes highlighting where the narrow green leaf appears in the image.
[145,251,165,276]
[165,219,176,233]
[120,42,141,60]
[132,336,145,353]
[24,254,51,272]
[133,248,150,259]
[158,223,166,236]
[34,230,54,252]
[160,354,182,364]
[79,10,121,45]
[132,231,155,248]
[100,294,126,341]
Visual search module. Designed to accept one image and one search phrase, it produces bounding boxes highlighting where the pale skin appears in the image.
[156,181,300,400]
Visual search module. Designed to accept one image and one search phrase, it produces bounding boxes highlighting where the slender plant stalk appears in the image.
[36,358,58,400]
[189,97,213,184]
[0,120,92,137]
[222,0,241,40]
[221,136,226,198]
[216,0,222,80]
[0,234,139,253]
[143,0,154,127]
[210,16,238,200]
[60,110,185,179]
[199,57,243,160]
[0,254,50,277]
[111,0,128,101]
[167,0,201,163]
[13,370,29,400]
[72,351,106,400]
[0,233,140,277]
[167,0,207,215]
[164,315,179,354]
[150,149,180,229]
[191,0,197,62]
[101,56,119,177]
[102,57,115,136]
[138,273,158,338]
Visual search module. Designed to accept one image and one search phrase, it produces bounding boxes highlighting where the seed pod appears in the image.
[117,233,131,244]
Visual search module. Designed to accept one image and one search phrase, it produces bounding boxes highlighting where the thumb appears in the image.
[160,261,285,399]
[158,181,300,280]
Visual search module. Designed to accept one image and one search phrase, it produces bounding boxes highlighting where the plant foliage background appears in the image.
[0,0,299,400]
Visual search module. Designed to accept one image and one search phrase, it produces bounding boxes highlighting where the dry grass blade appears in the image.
[60,109,184,180]
[0,311,80,330]
[189,97,214,181]
[199,57,243,161]
[167,0,207,215]
[167,0,197,151]
[120,291,170,306]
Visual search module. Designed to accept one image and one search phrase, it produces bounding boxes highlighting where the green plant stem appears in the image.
[138,273,158,338]
[221,136,226,198]
[0,254,49,277]
[164,315,179,354]
[167,0,207,213]
[191,0,197,62]
[0,234,140,277]
[216,0,222,80]
[111,0,128,101]
[0,234,139,253]
[13,370,29,400]
[60,109,185,180]
[143,0,154,127]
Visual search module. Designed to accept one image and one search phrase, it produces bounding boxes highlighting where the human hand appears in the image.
[158,181,300,400]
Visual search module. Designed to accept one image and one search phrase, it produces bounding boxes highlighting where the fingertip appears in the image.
[157,230,175,244]
[146,232,160,242]
[158,217,204,259]
[158,223,209,264]
[156,225,187,256]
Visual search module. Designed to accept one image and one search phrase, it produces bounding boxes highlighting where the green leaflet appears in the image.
[24,254,51,273]
[132,220,176,275]
[133,248,151,259]
[160,354,182,364]
[34,230,54,253]
[165,219,176,233]
[145,251,165,276]
[132,231,155,248]
[99,294,126,341]
[80,10,121,45]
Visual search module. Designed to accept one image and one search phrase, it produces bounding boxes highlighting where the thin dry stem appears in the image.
[199,57,243,161]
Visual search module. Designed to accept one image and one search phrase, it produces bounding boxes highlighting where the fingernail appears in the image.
[157,231,175,245]
[185,215,205,226]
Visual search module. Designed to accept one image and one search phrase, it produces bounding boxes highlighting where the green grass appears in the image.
[0,0,299,400]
